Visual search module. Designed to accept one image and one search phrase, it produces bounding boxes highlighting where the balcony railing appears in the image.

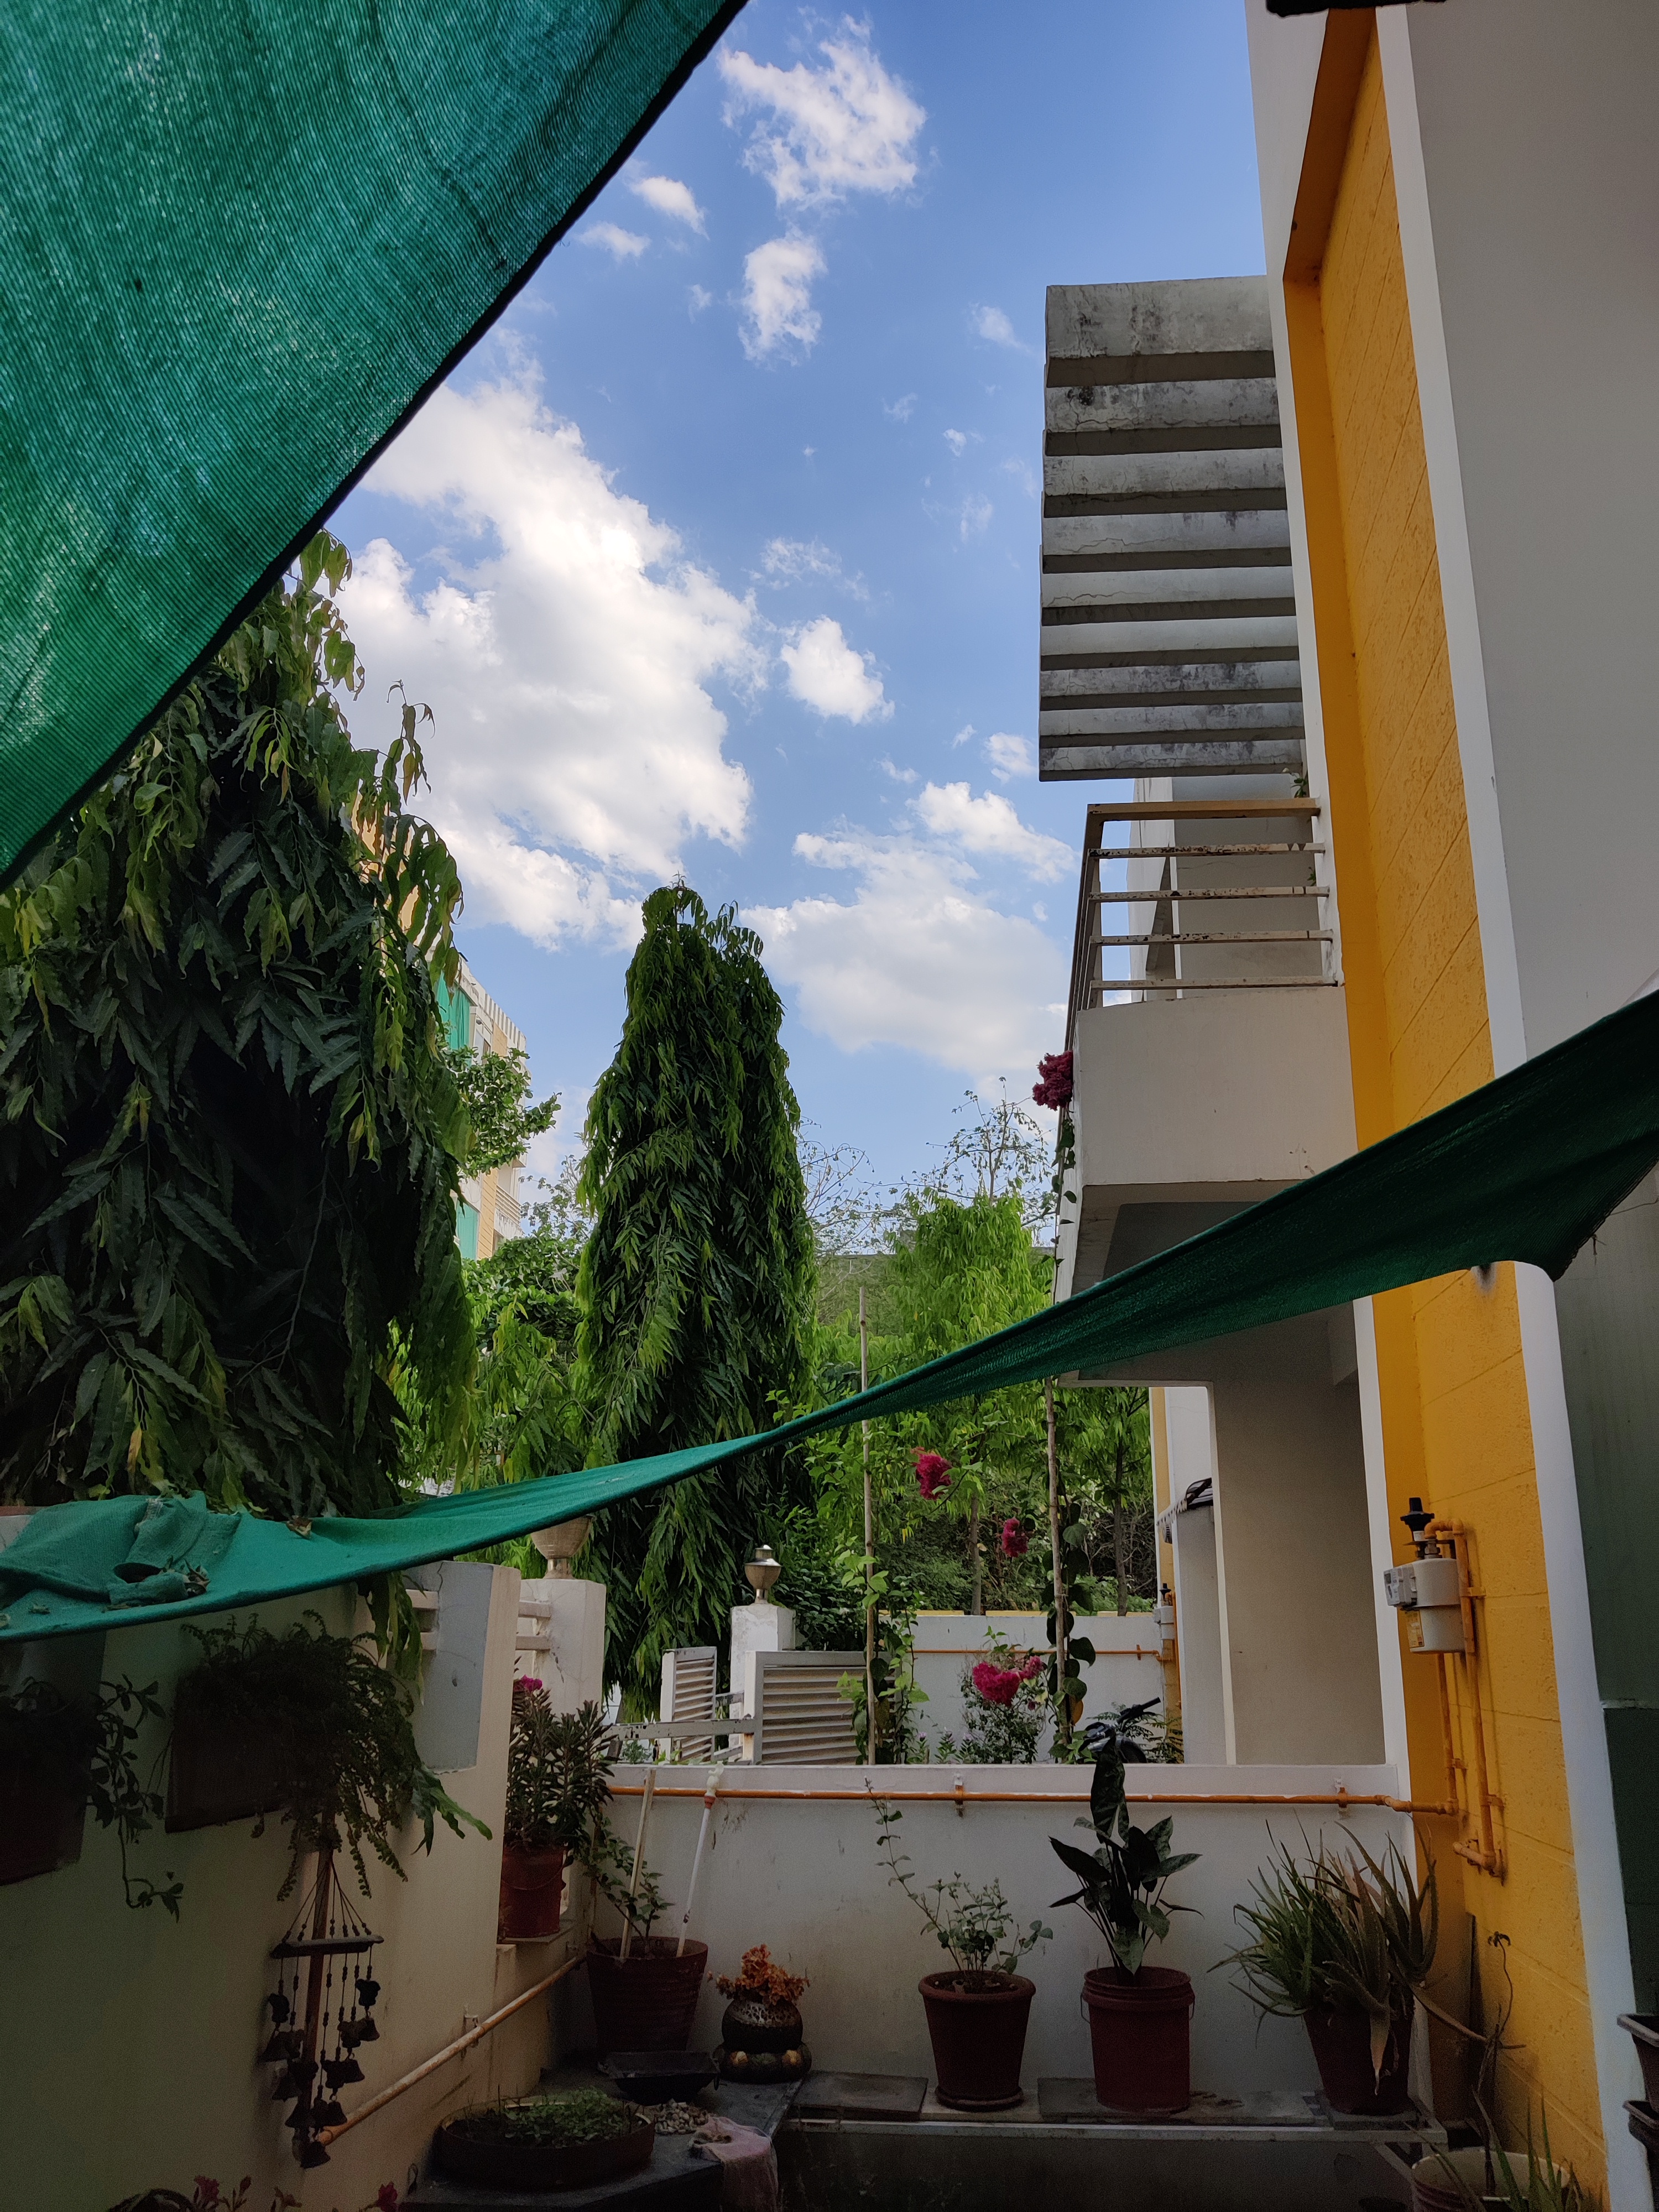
[1067,797,1335,1038]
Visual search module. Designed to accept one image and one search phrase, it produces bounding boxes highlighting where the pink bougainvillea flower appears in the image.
[514,1677,543,1694]
[1000,1517,1029,1558]
[971,1661,1022,1707]
[914,1451,953,1500]
[1032,1049,1074,1112]
[1018,1656,1044,1682]
[377,2185,401,2212]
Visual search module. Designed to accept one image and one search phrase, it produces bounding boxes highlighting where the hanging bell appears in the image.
[314,2095,348,2130]
[337,2018,363,2050]
[355,1978,381,2009]
[295,2135,331,2171]
[262,2027,302,2065]
[273,2057,317,2103]
[322,2055,364,2090]
[353,2015,379,2044]
[265,1990,293,2025]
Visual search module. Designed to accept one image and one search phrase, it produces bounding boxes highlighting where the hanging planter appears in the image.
[165,1707,290,1833]
[0,1756,84,1886]
[0,1674,178,1910]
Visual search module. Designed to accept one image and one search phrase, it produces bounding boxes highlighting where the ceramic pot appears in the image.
[586,1938,708,2056]
[716,1994,811,2083]
[918,1973,1034,2111]
[1303,2003,1412,2115]
[1082,1966,1194,2114]
[497,1844,565,1941]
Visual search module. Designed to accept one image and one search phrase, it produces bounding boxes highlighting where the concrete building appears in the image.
[1046,8,1659,2201]
[440,957,531,1261]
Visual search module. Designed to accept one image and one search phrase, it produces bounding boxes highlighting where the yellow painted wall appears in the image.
[1284,27,1604,2182]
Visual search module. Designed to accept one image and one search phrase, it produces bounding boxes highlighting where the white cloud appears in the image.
[341,371,761,948]
[884,393,917,422]
[984,730,1035,781]
[760,538,868,599]
[581,222,650,260]
[958,494,993,540]
[719,25,925,208]
[972,304,1029,352]
[912,782,1071,879]
[688,284,713,315]
[879,757,918,785]
[781,616,891,723]
[741,233,825,359]
[952,722,975,749]
[629,174,706,233]
[942,428,968,457]
[747,832,1065,1074]
[1001,455,1039,499]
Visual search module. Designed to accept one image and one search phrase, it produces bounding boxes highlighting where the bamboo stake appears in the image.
[619,1765,656,1960]
[675,1767,722,1957]
[1046,1380,1070,1749]
[860,1288,877,1760]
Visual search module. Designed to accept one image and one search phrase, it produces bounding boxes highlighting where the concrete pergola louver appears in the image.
[1038,277,1306,786]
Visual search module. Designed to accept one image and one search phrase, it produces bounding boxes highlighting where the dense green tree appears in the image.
[0,536,473,1518]
[448,1044,558,1177]
[577,885,815,1709]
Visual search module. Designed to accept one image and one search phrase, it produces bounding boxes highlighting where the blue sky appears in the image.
[331,0,1265,1197]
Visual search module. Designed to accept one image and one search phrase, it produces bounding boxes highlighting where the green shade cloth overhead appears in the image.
[0,0,745,882]
[6,988,1659,1645]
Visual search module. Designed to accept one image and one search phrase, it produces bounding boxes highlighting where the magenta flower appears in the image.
[914,1451,953,1500]
[377,2185,401,2212]
[514,1677,543,1694]
[1032,1050,1074,1111]
[1000,1518,1029,1558]
[971,1656,1045,1707]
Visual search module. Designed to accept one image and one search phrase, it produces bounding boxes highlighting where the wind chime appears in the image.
[261,1850,382,2169]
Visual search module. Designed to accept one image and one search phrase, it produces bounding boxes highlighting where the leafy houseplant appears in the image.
[498,1689,612,1941]
[1050,1739,1199,2113]
[434,2090,654,2192]
[1225,1833,1437,2115]
[582,1819,706,2057]
[874,1792,1051,2110]
[169,1615,486,1896]
[1,1674,181,1913]
[714,1945,811,2084]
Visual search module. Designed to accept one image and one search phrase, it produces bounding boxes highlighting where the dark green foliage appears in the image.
[504,1688,613,1853]
[0,536,473,1519]
[173,1613,487,1896]
[468,1225,583,1361]
[449,1043,558,1176]
[1050,1740,1199,1978]
[448,2090,645,2147]
[577,885,815,1710]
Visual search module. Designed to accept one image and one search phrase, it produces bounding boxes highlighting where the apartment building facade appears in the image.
[440,958,530,1261]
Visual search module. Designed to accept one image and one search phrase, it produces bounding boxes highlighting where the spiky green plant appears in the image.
[1225,1833,1438,2081]
[576,885,815,1709]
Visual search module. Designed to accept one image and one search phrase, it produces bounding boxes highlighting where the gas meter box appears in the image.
[1405,1604,1466,1655]
[1383,1557,1461,1610]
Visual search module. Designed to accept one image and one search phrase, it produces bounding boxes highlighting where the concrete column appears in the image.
[538,1579,606,1714]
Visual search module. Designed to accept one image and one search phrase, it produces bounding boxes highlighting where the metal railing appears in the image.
[1067,798,1335,1036]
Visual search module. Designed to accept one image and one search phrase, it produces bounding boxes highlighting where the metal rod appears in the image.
[1088,884,1327,901]
[619,1765,656,1959]
[608,1782,1453,1812]
[1092,843,1326,860]
[1083,800,1320,820]
[1087,930,1333,947]
[676,1768,721,1957]
[315,1954,585,2147]
[1086,978,1335,993]
[859,1288,876,1761]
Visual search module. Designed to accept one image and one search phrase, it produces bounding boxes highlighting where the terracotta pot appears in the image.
[586,1938,708,2056]
[1082,1966,1194,2114]
[498,1844,566,1942]
[165,1709,290,1833]
[919,1973,1034,2111]
[1303,2003,1411,2115]
[0,1762,84,1885]
[434,2112,654,2189]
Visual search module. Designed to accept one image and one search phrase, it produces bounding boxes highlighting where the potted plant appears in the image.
[1411,2107,1593,2212]
[1225,1834,1437,2115]
[874,1793,1051,2109]
[583,1826,706,2054]
[2,1673,181,1912]
[714,1945,811,2083]
[1049,1735,1199,2114]
[499,1689,612,1942]
[433,2090,653,2192]
[169,1614,486,1897]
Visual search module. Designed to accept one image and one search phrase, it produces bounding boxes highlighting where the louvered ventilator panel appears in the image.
[749,1651,863,1765]
[660,1646,718,1762]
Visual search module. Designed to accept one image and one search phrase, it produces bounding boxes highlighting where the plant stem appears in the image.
[968,1496,982,1616]
[1046,1379,1070,1749]
[860,1287,877,1761]
[1114,1436,1129,1616]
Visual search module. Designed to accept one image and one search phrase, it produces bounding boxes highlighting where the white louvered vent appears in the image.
[660,1645,718,1762]
[516,1577,555,1666]
[748,1650,862,1765]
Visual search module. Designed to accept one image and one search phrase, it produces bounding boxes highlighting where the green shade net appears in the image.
[0,0,745,880]
[7,988,1659,1645]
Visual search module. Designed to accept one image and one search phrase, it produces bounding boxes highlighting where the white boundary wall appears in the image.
[907,1612,1166,1757]
[601,1761,1410,2100]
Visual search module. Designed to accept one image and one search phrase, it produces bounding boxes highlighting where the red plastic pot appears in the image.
[0,1764,84,1886]
[1303,2004,1411,2115]
[919,1973,1034,2110]
[1082,1966,1194,2114]
[586,1938,708,2055]
[498,1844,566,1942]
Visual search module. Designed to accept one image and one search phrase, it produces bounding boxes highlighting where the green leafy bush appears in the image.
[449,2090,643,2147]
[1049,1739,1198,1978]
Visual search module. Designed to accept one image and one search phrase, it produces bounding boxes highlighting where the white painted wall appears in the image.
[611,1762,1410,2100]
